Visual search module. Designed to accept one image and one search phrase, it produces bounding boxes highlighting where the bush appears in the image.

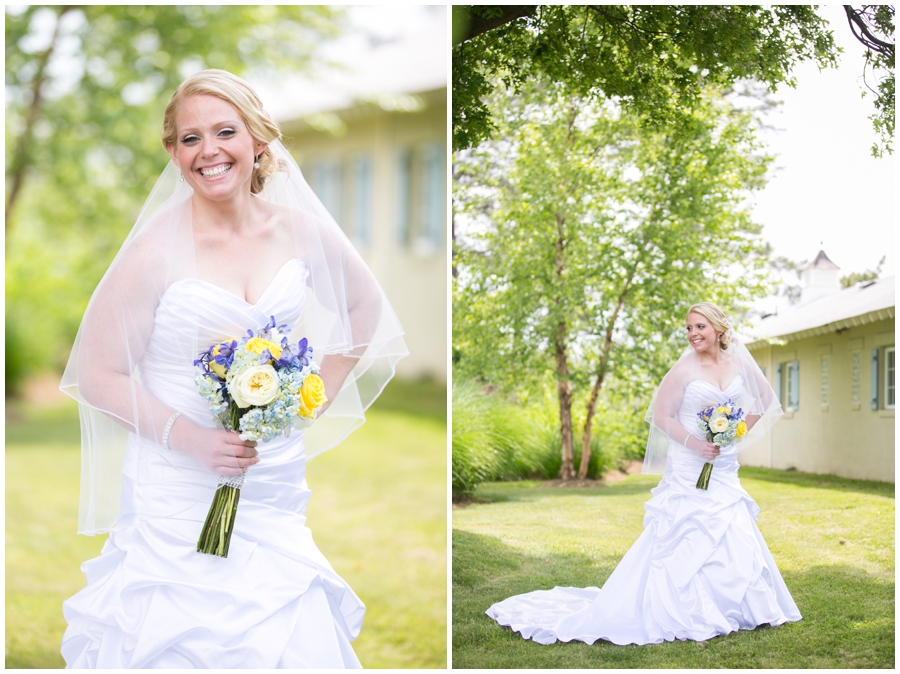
[5,316,30,397]
[452,380,646,498]
[451,380,524,499]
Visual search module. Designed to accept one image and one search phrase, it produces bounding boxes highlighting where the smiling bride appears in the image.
[59,69,407,668]
[486,302,801,646]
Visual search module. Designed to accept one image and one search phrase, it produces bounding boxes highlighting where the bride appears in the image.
[59,70,406,668]
[486,302,801,645]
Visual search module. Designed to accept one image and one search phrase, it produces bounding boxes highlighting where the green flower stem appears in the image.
[696,461,714,490]
[197,484,241,558]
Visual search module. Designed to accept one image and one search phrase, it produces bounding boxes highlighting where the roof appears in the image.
[746,275,895,347]
[251,16,446,122]
[806,249,840,270]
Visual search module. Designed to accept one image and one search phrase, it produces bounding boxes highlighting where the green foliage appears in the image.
[840,255,885,288]
[452,380,524,498]
[5,5,341,383]
[454,81,774,449]
[843,5,895,157]
[452,5,837,150]
[453,470,894,668]
[452,378,646,497]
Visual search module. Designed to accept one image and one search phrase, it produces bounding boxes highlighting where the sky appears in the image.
[750,4,896,279]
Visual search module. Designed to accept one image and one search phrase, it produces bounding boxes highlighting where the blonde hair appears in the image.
[687,302,733,350]
[161,69,282,194]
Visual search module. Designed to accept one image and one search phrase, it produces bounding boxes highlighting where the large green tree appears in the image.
[454,82,772,479]
[842,5,894,156]
[5,5,340,389]
[452,5,838,150]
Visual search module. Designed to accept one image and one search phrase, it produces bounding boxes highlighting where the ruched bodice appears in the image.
[485,374,801,646]
[667,375,743,478]
[62,258,364,668]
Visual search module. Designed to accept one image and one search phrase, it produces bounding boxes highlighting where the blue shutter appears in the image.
[870,348,880,410]
[775,363,783,403]
[789,360,800,410]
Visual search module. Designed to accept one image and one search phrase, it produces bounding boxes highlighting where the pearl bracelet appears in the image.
[162,411,183,451]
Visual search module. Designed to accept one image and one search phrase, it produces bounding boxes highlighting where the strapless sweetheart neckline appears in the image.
[687,375,741,393]
[163,258,307,308]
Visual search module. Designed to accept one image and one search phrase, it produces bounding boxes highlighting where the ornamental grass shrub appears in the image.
[452,380,647,498]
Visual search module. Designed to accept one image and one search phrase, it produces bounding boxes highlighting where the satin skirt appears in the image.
[485,444,801,646]
[61,432,364,668]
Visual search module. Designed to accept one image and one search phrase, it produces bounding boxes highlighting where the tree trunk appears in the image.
[553,212,575,480]
[577,365,606,478]
[6,6,73,233]
[556,328,576,481]
[577,274,634,478]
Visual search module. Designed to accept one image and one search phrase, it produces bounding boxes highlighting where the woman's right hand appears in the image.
[684,435,721,460]
[168,419,259,475]
[696,441,721,461]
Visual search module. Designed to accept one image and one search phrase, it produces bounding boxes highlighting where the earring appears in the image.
[253,155,261,169]
[179,172,184,182]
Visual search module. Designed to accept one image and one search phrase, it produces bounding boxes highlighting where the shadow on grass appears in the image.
[5,399,80,447]
[739,466,895,499]
[473,478,660,504]
[453,530,894,669]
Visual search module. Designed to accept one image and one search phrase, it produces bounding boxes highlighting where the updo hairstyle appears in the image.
[687,302,733,351]
[161,69,282,194]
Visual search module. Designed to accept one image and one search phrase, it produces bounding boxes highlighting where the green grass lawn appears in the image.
[6,377,447,669]
[453,470,894,669]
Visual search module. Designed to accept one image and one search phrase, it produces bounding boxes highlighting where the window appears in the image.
[310,160,343,226]
[395,142,445,256]
[776,360,799,411]
[884,347,895,410]
[786,360,800,411]
[353,155,373,249]
[309,155,374,250]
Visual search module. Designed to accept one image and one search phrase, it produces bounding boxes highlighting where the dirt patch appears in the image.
[539,460,645,488]
[601,459,644,483]
[538,478,606,488]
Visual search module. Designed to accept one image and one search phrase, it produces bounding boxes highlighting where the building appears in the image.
[742,251,894,482]
[254,11,447,381]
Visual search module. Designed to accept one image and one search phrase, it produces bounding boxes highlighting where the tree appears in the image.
[843,5,894,156]
[452,5,837,150]
[454,82,772,479]
[4,5,341,389]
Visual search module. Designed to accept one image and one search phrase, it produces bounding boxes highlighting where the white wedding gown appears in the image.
[486,376,802,646]
[62,259,364,668]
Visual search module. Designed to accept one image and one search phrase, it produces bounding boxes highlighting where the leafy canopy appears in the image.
[452,4,837,150]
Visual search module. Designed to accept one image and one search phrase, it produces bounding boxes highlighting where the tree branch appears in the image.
[844,5,895,57]
[6,6,75,232]
[455,5,537,44]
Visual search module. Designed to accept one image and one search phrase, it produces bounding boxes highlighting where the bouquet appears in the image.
[694,399,748,490]
[193,315,326,557]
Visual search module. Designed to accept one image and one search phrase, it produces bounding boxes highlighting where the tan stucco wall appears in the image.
[743,317,895,482]
[280,91,447,381]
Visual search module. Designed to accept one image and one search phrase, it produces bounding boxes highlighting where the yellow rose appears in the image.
[716,406,729,414]
[228,364,280,408]
[736,421,748,439]
[246,337,282,360]
[710,416,730,433]
[298,373,328,418]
